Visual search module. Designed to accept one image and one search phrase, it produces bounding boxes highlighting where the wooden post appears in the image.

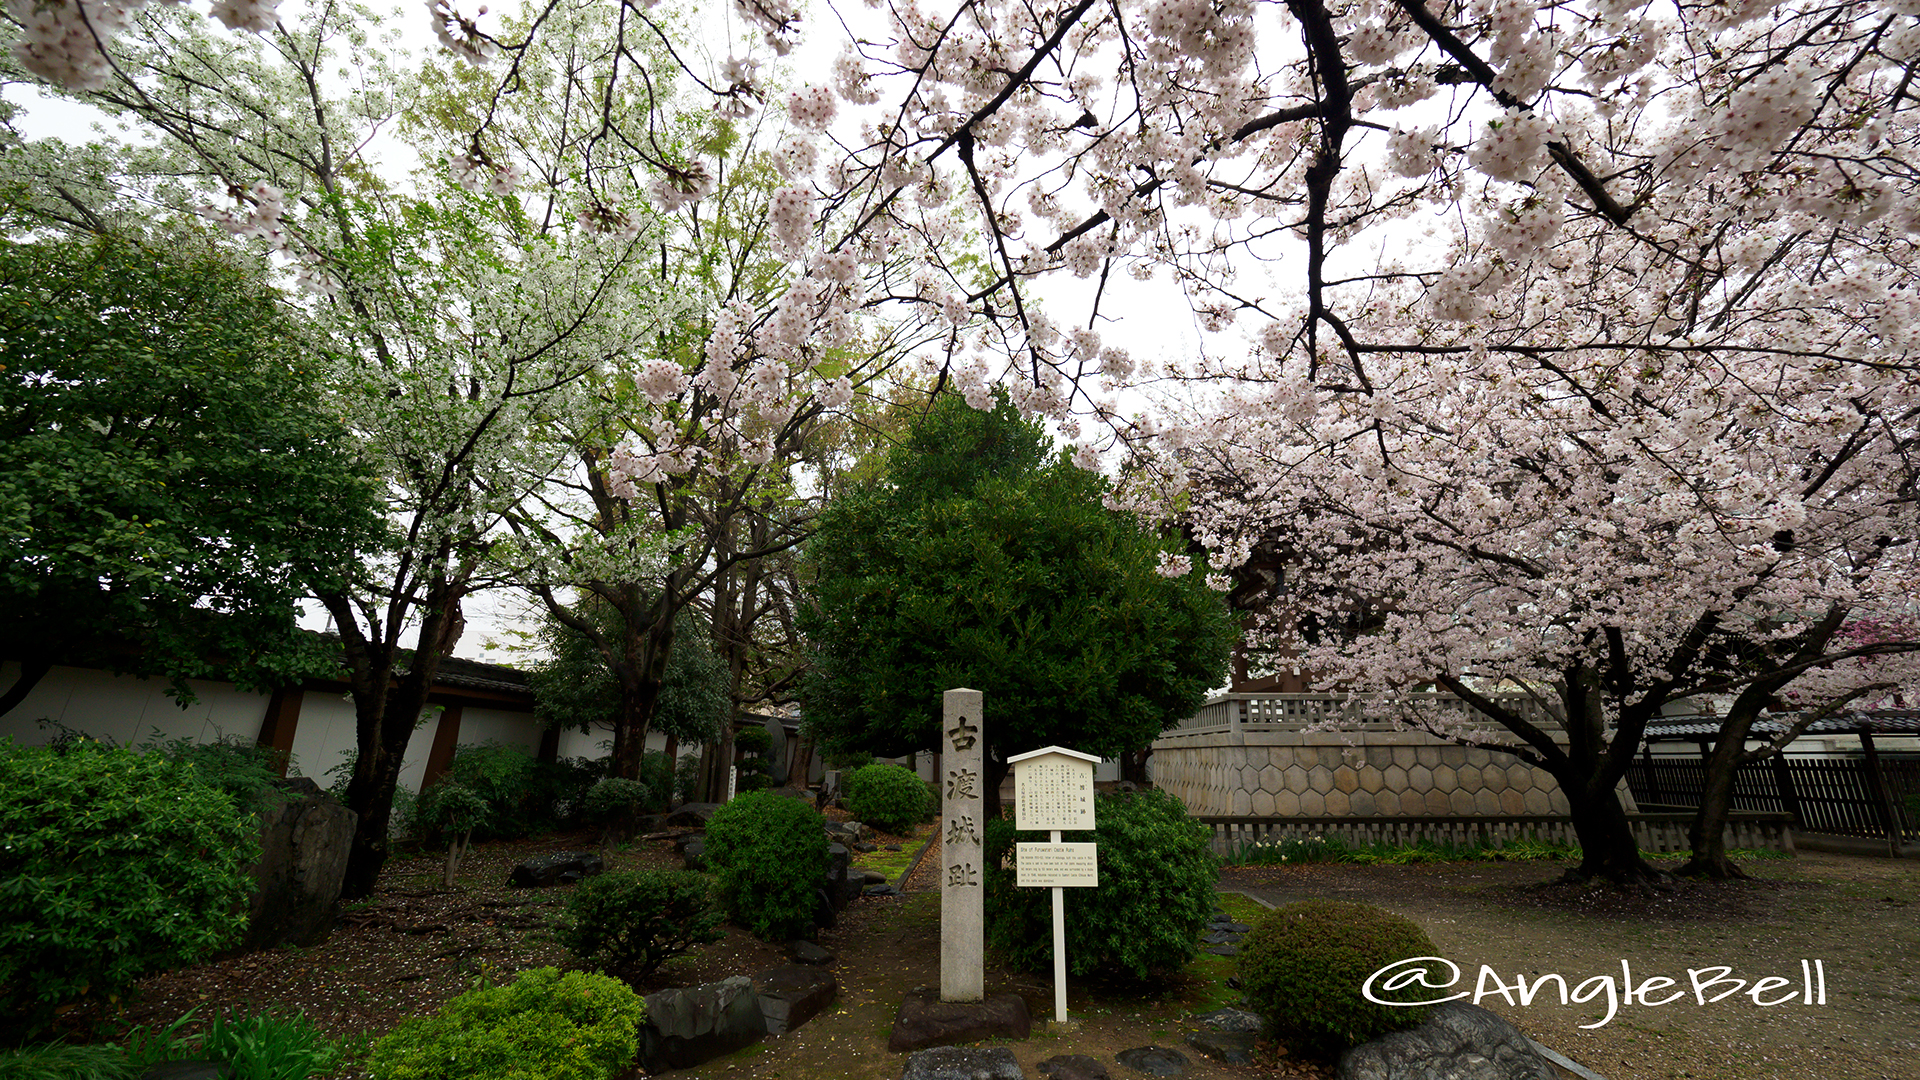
[1858,728,1904,857]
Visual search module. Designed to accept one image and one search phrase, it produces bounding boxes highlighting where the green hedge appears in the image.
[367,967,644,1080]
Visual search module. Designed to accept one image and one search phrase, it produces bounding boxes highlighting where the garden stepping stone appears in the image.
[505,850,604,887]
[678,837,706,871]
[1200,930,1238,944]
[861,869,890,884]
[1185,1030,1257,1065]
[888,988,1031,1052]
[1335,1002,1557,1080]
[1202,943,1239,956]
[1116,1046,1189,1077]
[140,1064,231,1080]
[1190,1006,1263,1033]
[753,964,838,1035]
[787,938,836,965]
[1038,1055,1111,1080]
[639,976,768,1073]
[865,884,903,896]
[901,1046,1025,1080]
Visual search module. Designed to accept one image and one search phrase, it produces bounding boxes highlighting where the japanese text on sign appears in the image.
[1014,757,1094,831]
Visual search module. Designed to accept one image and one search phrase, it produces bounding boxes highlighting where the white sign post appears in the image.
[1010,745,1102,1025]
[940,688,985,1002]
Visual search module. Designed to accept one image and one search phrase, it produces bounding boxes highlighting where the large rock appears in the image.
[639,976,768,1073]
[242,778,355,951]
[824,819,871,844]
[825,843,862,910]
[1038,1055,1110,1080]
[665,803,723,827]
[1184,1030,1256,1065]
[1336,1003,1558,1080]
[506,851,604,888]
[1115,1046,1188,1077]
[888,988,1032,1052]
[901,1047,1025,1080]
[754,964,838,1034]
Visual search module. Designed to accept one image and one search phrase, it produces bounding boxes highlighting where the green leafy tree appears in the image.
[800,393,1238,814]
[0,234,382,716]
[528,603,731,755]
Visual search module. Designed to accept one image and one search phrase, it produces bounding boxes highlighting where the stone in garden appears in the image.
[1335,1003,1558,1080]
[1038,1054,1111,1080]
[771,787,813,802]
[1201,930,1238,944]
[506,850,604,887]
[1203,943,1238,956]
[861,869,890,885]
[826,843,863,908]
[887,987,1031,1052]
[664,803,723,827]
[242,778,356,950]
[814,886,837,930]
[1190,1006,1263,1033]
[852,841,879,853]
[885,843,903,851]
[1185,1030,1256,1065]
[753,964,838,1034]
[900,1047,1025,1080]
[678,837,706,871]
[1214,922,1252,934]
[639,975,768,1073]
[140,1063,231,1080]
[787,939,835,965]
[1115,1046,1189,1077]
[824,819,871,843]
[865,883,903,896]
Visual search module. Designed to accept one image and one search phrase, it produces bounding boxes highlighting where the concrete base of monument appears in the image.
[886,987,1032,1052]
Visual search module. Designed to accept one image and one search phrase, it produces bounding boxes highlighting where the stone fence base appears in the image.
[1197,811,1796,857]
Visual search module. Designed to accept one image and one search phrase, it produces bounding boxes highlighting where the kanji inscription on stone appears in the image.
[940,687,984,1002]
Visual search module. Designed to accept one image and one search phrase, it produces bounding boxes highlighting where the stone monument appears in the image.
[940,687,984,1002]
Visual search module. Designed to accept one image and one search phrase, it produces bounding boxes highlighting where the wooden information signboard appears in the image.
[1007,746,1103,1025]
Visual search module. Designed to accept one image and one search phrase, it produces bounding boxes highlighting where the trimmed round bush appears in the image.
[844,762,933,835]
[984,788,1217,979]
[0,737,260,1038]
[734,726,773,756]
[556,869,724,978]
[583,778,652,826]
[367,967,645,1080]
[1237,899,1437,1059]
[703,790,829,941]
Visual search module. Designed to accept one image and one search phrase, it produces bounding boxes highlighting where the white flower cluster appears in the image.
[768,185,813,257]
[732,0,799,56]
[577,202,645,239]
[9,0,141,91]
[198,180,289,250]
[428,0,497,63]
[210,0,278,32]
[648,161,715,212]
[787,85,837,132]
[636,359,690,404]
[451,152,521,195]
[716,57,765,119]
[1469,108,1552,182]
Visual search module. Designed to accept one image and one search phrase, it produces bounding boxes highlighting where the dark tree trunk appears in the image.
[1678,686,1765,880]
[1120,748,1153,786]
[0,656,51,719]
[1560,776,1670,886]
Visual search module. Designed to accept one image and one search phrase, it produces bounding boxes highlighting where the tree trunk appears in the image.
[1679,721,1754,880]
[1120,748,1153,786]
[0,656,51,719]
[1560,776,1670,887]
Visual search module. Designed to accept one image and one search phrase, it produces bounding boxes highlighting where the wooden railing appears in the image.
[1173,692,1554,733]
[1196,811,1796,857]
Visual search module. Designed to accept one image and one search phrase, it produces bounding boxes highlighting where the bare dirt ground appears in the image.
[89,831,1920,1080]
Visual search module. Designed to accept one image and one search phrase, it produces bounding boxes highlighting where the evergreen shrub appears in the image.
[984,789,1216,979]
[844,763,933,835]
[366,967,644,1080]
[703,791,828,941]
[556,870,724,978]
[1237,899,1436,1059]
[0,738,260,1039]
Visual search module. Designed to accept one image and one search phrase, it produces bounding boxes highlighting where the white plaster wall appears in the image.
[0,662,269,748]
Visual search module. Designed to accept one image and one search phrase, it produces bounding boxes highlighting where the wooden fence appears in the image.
[1195,811,1795,857]
[1626,755,1919,842]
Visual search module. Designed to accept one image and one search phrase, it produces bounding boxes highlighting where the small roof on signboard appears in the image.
[1008,745,1103,765]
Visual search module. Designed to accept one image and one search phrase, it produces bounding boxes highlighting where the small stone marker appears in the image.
[1009,745,1102,1025]
[941,687,985,1003]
